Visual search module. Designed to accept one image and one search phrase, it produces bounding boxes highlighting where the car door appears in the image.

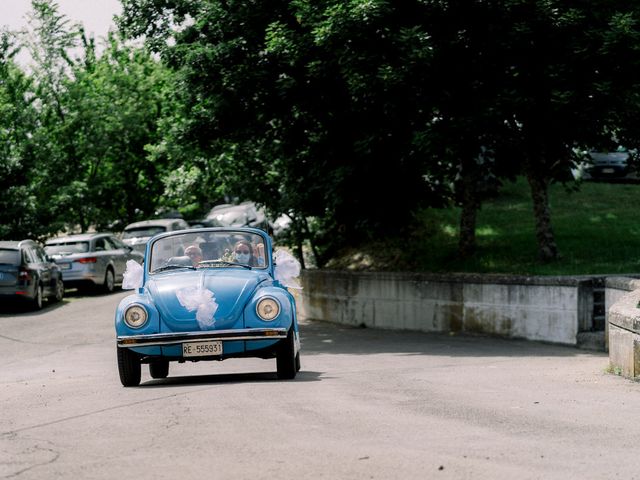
[27,246,52,296]
[92,237,111,283]
[104,236,127,282]
[35,245,58,296]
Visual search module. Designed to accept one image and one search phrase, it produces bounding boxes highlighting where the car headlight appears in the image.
[256,297,280,321]
[124,305,148,328]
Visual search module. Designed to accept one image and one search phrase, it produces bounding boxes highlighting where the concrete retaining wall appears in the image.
[607,277,640,377]
[299,270,594,346]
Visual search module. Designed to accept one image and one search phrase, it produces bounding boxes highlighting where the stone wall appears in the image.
[606,277,640,377]
[299,270,594,346]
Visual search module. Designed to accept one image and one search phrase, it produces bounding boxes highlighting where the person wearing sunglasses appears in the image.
[232,240,254,265]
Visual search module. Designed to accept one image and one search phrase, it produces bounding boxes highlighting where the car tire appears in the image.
[50,278,64,303]
[149,361,169,379]
[276,328,297,380]
[103,268,115,293]
[32,284,43,310]
[117,347,141,387]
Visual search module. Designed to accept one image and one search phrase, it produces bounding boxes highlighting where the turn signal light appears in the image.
[76,257,97,264]
[18,269,32,281]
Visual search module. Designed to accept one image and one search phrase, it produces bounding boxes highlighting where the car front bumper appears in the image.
[117,327,288,347]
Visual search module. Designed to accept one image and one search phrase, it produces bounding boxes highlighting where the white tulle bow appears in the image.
[176,274,218,329]
[122,260,144,290]
[273,249,302,289]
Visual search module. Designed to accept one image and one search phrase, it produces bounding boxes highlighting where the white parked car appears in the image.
[121,218,190,254]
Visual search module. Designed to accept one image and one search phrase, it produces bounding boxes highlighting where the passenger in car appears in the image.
[184,245,203,266]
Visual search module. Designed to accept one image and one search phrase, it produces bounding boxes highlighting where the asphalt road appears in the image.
[1,290,639,479]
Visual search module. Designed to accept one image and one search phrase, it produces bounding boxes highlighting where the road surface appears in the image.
[1,290,637,479]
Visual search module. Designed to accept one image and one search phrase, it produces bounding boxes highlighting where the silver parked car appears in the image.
[121,218,190,254]
[45,233,144,293]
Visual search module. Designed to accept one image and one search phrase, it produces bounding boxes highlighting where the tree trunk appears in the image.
[458,183,478,258]
[526,173,559,261]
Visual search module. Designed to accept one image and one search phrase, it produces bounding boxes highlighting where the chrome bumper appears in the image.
[117,327,288,347]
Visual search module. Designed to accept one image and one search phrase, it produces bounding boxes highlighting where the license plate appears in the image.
[183,341,222,357]
[602,168,615,174]
[60,263,71,270]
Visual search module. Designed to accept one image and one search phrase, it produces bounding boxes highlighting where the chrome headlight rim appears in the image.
[256,296,281,321]
[124,303,149,329]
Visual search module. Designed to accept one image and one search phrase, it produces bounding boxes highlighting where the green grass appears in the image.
[328,177,640,275]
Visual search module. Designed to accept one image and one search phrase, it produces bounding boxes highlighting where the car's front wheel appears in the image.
[149,360,169,379]
[117,347,141,387]
[276,328,297,380]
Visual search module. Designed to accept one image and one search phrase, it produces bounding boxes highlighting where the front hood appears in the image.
[147,269,270,331]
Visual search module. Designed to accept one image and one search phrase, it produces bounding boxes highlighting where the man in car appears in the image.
[184,245,203,266]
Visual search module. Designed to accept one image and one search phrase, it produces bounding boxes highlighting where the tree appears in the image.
[493,1,640,261]
[118,0,640,265]
[0,30,43,239]
[118,0,445,265]
[65,33,175,228]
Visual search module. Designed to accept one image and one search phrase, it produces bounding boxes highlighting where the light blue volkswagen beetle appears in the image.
[115,227,301,386]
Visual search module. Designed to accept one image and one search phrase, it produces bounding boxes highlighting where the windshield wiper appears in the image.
[198,260,252,270]
[152,264,197,274]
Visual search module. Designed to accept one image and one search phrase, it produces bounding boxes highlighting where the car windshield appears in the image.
[0,249,20,265]
[45,242,90,255]
[122,226,166,239]
[148,230,268,273]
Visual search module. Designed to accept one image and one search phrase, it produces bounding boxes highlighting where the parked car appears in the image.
[45,233,144,293]
[0,240,64,309]
[588,151,632,179]
[205,202,269,230]
[574,149,636,181]
[187,218,222,229]
[121,218,190,254]
[114,227,301,386]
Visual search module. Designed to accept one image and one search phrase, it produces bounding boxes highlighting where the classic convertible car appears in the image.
[115,227,301,386]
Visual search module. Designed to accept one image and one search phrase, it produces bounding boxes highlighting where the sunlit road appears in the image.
[1,290,638,479]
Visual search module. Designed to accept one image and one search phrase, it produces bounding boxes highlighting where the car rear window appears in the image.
[45,242,90,255]
[122,227,167,239]
[0,249,20,265]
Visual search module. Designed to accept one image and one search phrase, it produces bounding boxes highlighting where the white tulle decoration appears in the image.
[176,286,218,329]
[274,249,302,289]
[122,260,144,290]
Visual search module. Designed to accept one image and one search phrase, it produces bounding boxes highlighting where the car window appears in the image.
[94,238,107,251]
[148,231,268,273]
[33,246,48,262]
[105,237,121,250]
[0,249,20,266]
[45,242,90,255]
[24,248,39,264]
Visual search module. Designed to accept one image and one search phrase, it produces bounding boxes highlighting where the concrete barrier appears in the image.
[299,270,595,346]
[607,277,640,377]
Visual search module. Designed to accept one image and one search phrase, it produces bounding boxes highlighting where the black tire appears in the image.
[117,347,141,387]
[295,352,301,372]
[149,360,169,379]
[50,278,64,303]
[276,328,297,380]
[103,268,115,293]
[32,284,43,310]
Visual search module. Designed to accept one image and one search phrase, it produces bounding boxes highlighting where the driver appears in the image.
[184,245,203,266]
